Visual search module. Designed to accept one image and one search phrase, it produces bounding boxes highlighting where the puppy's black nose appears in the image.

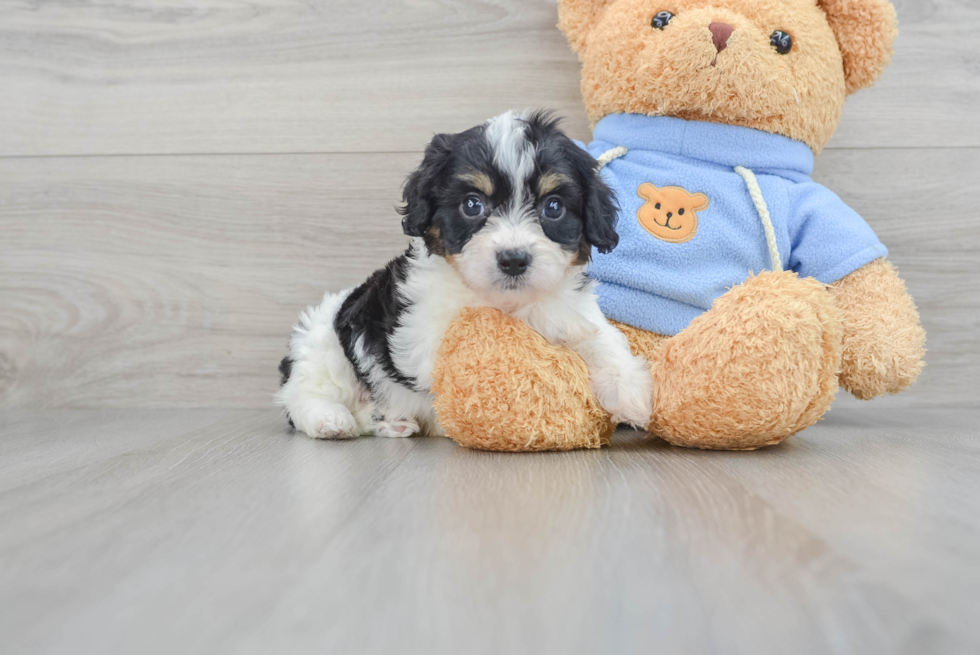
[497,250,532,277]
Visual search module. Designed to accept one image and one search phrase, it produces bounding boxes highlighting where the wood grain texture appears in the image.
[0,0,977,411]
[1,147,976,409]
[1,407,978,654]
[0,152,415,408]
[0,0,978,157]
[811,148,980,410]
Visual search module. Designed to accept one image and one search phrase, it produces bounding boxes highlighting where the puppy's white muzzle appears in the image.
[455,212,575,302]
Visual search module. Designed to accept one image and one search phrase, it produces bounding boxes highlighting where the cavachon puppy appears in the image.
[276,110,653,439]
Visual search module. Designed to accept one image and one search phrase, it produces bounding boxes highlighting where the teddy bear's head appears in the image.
[558,0,897,153]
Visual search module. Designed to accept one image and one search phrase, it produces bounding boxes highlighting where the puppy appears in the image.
[276,110,653,439]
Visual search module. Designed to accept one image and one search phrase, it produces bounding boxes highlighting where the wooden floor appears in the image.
[2,406,978,654]
[3,0,980,652]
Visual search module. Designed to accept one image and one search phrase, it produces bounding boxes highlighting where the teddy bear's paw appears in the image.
[832,259,926,399]
[590,354,654,428]
[649,270,842,450]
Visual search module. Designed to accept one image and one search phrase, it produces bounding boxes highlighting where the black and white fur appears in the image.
[276,110,653,439]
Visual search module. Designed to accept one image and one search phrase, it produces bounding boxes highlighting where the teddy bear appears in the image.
[429,0,926,451]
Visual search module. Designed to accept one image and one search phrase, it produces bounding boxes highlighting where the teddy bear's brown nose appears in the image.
[709,22,735,53]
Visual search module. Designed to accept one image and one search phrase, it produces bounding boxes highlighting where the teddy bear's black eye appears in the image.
[655,202,662,210]
[652,11,674,30]
[679,208,685,215]
[770,30,793,55]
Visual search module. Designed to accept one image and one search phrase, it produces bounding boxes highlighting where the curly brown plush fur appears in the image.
[617,271,842,450]
[434,271,845,452]
[429,0,924,452]
[833,258,926,399]
[559,0,897,154]
[432,308,615,452]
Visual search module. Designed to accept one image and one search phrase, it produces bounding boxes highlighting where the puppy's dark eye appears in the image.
[652,11,674,30]
[542,196,565,220]
[770,30,793,54]
[460,195,485,219]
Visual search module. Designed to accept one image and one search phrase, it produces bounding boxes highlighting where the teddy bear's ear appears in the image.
[817,0,898,95]
[557,0,619,54]
[636,182,658,202]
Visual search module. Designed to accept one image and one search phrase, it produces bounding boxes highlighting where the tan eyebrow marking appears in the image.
[457,171,494,196]
[538,172,571,196]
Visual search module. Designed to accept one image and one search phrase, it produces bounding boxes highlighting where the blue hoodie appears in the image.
[584,114,887,337]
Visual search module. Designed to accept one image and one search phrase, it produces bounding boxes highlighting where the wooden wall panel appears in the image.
[0,0,978,157]
[0,153,414,408]
[1,148,976,409]
[1,0,976,409]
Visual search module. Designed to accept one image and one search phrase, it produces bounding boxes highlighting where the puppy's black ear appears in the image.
[399,133,454,237]
[572,147,619,254]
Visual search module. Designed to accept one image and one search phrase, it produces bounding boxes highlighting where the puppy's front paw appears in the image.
[591,359,654,428]
[374,420,421,438]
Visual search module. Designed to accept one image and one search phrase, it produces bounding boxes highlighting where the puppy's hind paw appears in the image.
[296,402,360,439]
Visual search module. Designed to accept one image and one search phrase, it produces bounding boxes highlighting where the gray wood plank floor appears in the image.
[2,407,978,655]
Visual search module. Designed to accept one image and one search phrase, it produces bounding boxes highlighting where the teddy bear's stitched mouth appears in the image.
[653,216,683,230]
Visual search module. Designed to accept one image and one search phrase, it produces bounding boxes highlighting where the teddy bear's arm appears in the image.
[831,258,926,399]
[431,307,616,452]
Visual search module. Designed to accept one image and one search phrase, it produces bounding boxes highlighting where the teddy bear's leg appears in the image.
[618,270,843,450]
[430,307,615,452]
[830,258,926,399]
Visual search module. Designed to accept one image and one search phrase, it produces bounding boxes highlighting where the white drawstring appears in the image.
[597,148,783,273]
[734,165,783,272]
[596,146,628,170]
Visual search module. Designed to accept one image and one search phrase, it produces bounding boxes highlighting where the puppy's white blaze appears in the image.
[481,110,569,302]
[485,110,536,211]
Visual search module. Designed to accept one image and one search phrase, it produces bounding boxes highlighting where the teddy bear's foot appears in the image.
[634,270,843,450]
[431,307,615,452]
